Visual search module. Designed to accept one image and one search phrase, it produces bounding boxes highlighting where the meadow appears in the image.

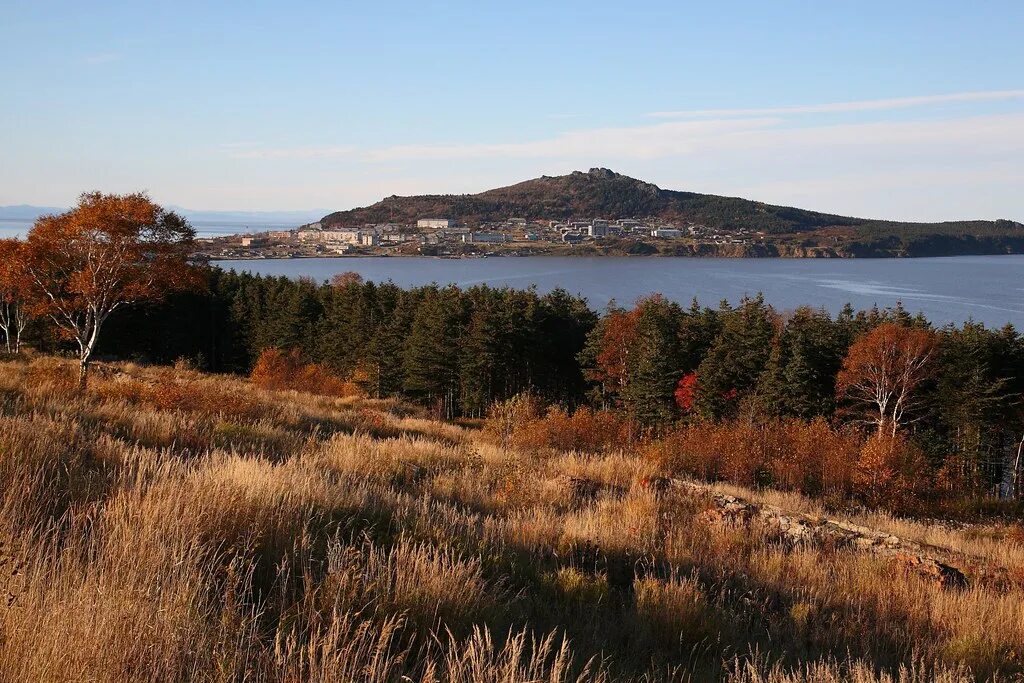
[1,354,1022,682]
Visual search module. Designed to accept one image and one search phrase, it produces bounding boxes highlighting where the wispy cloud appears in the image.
[358,112,1024,163]
[235,93,1024,166]
[230,145,357,160]
[364,118,783,162]
[83,52,121,65]
[647,89,1024,119]
[210,92,1024,221]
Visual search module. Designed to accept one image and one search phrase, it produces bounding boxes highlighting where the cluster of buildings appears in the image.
[199,214,763,259]
[540,217,760,245]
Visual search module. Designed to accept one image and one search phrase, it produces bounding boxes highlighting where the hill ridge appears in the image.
[320,168,1021,236]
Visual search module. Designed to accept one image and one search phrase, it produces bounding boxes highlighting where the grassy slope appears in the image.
[0,356,1021,682]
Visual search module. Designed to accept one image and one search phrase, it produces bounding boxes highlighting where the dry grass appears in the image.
[1,356,1022,681]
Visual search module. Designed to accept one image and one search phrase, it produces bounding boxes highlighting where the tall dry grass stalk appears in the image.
[1,356,1022,681]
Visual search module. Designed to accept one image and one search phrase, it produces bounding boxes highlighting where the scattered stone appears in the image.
[673,479,976,591]
[558,475,628,502]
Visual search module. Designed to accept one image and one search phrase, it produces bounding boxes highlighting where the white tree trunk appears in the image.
[1014,432,1024,499]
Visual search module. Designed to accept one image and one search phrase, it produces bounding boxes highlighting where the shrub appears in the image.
[854,433,928,513]
[250,348,362,398]
[646,418,861,498]
[485,393,542,452]
[489,401,631,454]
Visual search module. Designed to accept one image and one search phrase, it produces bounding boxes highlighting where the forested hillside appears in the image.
[48,267,1016,515]
[321,168,1023,247]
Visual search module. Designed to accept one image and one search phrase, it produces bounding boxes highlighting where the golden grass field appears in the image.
[1,355,1022,682]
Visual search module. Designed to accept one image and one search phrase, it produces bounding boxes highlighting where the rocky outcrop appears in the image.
[648,478,977,590]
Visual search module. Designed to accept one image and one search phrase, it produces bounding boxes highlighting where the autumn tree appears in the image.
[23,192,201,387]
[836,322,937,436]
[0,239,30,354]
[578,304,639,408]
[329,271,364,289]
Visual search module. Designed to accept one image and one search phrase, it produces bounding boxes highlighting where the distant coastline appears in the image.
[198,238,1024,261]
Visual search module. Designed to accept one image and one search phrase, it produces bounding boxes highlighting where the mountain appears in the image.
[165,207,327,225]
[0,205,324,226]
[0,205,65,220]
[320,168,1022,239]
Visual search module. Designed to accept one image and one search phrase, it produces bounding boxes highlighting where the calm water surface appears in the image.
[215,255,1024,328]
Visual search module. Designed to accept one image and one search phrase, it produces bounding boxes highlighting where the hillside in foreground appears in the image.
[2,356,1023,681]
[320,169,1024,256]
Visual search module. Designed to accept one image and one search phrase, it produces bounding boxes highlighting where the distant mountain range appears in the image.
[321,168,1021,237]
[0,205,324,227]
[5,172,1022,257]
[0,205,66,221]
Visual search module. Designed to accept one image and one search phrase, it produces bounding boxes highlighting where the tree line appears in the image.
[99,269,598,419]
[3,192,1023,499]
[88,266,1024,495]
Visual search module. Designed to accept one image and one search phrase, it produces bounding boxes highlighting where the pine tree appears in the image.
[694,295,777,419]
[932,322,1017,487]
[678,297,722,374]
[403,287,464,417]
[459,304,502,416]
[621,296,684,430]
[758,307,845,419]
[365,284,411,398]
[533,288,596,405]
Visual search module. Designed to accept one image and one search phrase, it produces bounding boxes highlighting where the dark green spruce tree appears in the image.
[403,287,465,417]
[758,307,846,419]
[694,295,777,420]
[621,296,684,430]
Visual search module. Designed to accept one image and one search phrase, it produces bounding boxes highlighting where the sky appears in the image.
[2,1,1023,221]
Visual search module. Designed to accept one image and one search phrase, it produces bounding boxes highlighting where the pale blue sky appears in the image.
[2,1,1023,220]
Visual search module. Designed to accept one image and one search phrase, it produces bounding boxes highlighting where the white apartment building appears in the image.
[651,228,683,238]
[417,218,455,229]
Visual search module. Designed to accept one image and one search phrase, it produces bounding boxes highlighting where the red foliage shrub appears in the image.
[250,348,362,398]
[645,418,862,498]
[853,432,928,512]
[673,373,698,412]
[505,404,631,453]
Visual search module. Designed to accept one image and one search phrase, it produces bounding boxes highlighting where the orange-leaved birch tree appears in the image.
[836,322,937,437]
[23,192,202,387]
[0,238,30,354]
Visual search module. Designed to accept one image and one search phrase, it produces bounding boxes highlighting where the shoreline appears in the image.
[199,250,1024,262]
